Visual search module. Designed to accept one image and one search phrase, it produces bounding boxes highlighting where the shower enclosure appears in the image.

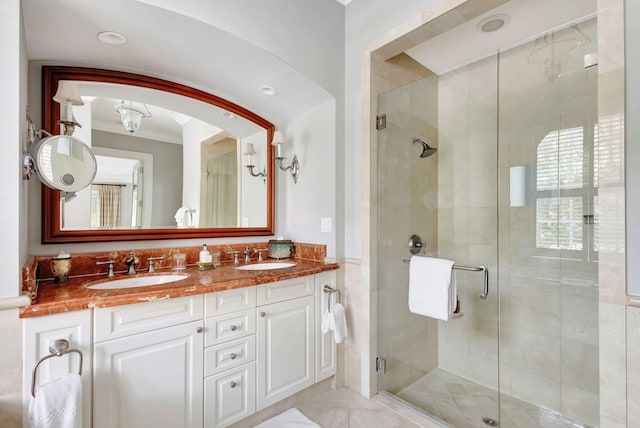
[376,12,599,428]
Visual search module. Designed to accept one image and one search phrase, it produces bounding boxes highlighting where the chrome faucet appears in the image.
[243,245,256,263]
[124,251,139,275]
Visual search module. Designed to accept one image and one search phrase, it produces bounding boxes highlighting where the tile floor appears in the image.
[231,369,596,428]
[395,368,595,428]
[229,379,425,428]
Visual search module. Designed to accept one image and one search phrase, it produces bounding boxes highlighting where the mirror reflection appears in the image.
[60,82,269,231]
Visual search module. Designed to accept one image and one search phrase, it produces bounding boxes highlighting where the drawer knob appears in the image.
[230,353,237,360]
[196,327,203,334]
[230,325,238,332]
[260,311,266,317]
[229,381,237,388]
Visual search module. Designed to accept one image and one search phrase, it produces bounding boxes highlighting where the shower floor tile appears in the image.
[395,368,595,428]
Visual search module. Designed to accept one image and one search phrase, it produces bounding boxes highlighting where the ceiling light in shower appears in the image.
[477,14,510,33]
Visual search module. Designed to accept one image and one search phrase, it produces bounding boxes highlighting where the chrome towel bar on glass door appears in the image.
[31,339,83,397]
[402,257,489,300]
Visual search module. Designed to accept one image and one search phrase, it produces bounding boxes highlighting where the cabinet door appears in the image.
[315,271,337,381]
[256,295,314,410]
[204,362,255,428]
[23,309,92,428]
[94,320,204,428]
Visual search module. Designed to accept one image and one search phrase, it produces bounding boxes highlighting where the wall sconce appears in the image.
[271,131,299,184]
[114,100,152,133]
[53,81,84,135]
[243,142,266,178]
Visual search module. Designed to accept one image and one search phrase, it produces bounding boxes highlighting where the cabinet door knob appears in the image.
[260,311,266,317]
[229,381,237,388]
[230,325,237,331]
[230,353,237,360]
[196,327,203,334]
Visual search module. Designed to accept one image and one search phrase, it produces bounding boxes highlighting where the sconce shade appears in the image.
[271,131,286,146]
[243,143,256,155]
[53,81,85,106]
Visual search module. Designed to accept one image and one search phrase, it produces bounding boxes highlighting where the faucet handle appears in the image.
[96,260,116,278]
[146,256,165,273]
[256,249,265,262]
[227,251,240,265]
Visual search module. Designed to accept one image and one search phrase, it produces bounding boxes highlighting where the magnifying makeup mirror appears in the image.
[24,130,97,197]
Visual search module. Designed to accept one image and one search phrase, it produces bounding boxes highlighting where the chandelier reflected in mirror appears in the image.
[114,100,152,133]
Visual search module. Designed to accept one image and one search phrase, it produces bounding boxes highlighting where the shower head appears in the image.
[412,137,437,158]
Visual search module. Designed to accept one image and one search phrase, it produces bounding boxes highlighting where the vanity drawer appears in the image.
[205,286,256,317]
[204,362,255,428]
[205,335,255,377]
[94,295,203,342]
[205,309,256,346]
[256,276,314,306]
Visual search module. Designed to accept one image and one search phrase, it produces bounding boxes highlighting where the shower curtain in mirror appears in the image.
[98,184,122,228]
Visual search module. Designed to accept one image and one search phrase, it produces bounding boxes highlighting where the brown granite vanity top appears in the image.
[20,243,338,318]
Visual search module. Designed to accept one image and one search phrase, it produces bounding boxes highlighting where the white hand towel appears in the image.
[254,407,320,428]
[330,303,348,344]
[28,373,82,428]
[321,309,333,334]
[408,256,456,321]
[174,207,187,227]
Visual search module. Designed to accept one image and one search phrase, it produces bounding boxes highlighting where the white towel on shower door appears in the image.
[408,256,456,321]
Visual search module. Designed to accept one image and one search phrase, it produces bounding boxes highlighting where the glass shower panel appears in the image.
[497,18,599,427]
[376,75,440,396]
[376,54,501,426]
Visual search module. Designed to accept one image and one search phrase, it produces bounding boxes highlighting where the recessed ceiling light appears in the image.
[221,111,236,119]
[260,85,277,96]
[97,31,128,45]
[477,14,510,33]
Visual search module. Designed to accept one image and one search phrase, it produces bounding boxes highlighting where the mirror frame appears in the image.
[41,66,275,243]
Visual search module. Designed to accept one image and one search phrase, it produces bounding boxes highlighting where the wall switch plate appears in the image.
[321,217,332,233]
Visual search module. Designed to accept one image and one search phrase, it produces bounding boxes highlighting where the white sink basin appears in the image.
[86,274,189,290]
[235,262,296,271]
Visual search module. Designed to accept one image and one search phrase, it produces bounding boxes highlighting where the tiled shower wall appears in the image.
[376,75,439,394]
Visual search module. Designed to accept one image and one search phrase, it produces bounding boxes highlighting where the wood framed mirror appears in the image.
[41,66,275,243]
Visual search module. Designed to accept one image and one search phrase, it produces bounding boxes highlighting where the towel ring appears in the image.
[323,284,341,312]
[31,339,83,397]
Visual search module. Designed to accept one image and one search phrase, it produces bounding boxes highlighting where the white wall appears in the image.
[0,0,24,298]
[0,1,28,426]
[280,100,337,258]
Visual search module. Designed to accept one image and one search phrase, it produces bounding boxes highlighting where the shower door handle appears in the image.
[478,267,489,300]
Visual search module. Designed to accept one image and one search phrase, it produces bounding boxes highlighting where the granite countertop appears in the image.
[20,259,338,318]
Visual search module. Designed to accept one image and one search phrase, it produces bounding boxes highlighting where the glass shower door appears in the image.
[376,56,501,427]
[497,18,599,427]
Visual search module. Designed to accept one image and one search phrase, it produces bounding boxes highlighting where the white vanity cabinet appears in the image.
[22,309,93,428]
[93,295,204,428]
[204,286,257,427]
[23,270,338,428]
[256,276,316,410]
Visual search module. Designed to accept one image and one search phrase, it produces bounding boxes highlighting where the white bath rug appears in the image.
[254,408,321,428]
